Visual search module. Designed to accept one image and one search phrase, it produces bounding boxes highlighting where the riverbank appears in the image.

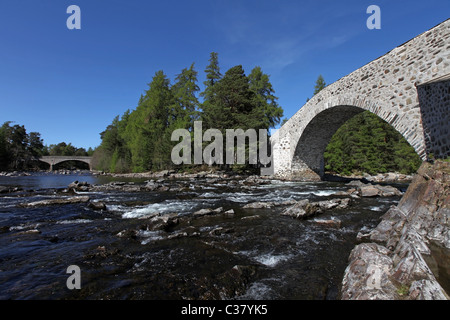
[341,160,449,300]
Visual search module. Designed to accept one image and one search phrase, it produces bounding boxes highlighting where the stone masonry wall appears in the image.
[417,75,450,160]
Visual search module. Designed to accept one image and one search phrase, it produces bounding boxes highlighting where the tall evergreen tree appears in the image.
[313,75,326,95]
[201,52,222,129]
[201,52,222,100]
[248,66,283,130]
[212,65,255,130]
[125,70,174,171]
[172,63,200,131]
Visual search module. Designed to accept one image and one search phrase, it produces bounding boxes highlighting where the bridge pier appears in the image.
[417,74,450,160]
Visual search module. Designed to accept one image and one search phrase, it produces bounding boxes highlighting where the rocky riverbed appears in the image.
[0,170,410,300]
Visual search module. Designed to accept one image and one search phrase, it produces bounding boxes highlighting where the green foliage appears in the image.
[0,121,45,170]
[313,75,326,95]
[324,111,422,175]
[47,142,89,157]
[93,53,283,173]
[248,66,283,130]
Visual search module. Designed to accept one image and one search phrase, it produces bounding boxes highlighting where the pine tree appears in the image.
[248,66,283,130]
[201,52,222,129]
[213,65,255,130]
[130,70,174,171]
[201,52,222,100]
[313,75,326,95]
[172,63,200,131]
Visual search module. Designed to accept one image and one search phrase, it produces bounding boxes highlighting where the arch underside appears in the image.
[290,105,419,180]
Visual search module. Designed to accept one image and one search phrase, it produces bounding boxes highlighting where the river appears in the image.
[0,172,407,300]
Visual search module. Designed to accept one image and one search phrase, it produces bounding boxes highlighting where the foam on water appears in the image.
[139,230,165,244]
[254,253,293,267]
[292,190,337,197]
[198,192,218,198]
[106,204,128,212]
[122,200,197,219]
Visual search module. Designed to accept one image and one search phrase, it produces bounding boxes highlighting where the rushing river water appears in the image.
[0,172,408,300]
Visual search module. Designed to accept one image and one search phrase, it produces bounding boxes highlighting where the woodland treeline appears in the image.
[92,52,284,173]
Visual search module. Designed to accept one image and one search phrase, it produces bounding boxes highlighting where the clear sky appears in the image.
[1,0,449,150]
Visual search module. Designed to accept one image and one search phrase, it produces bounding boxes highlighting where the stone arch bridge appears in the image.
[39,156,92,171]
[270,19,450,180]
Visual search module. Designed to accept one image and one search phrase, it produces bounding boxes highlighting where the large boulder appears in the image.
[144,213,179,231]
[192,207,224,218]
[341,243,397,300]
[345,180,403,197]
[281,198,350,219]
[342,161,450,300]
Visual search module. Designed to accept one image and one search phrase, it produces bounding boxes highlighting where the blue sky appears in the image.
[1,0,449,149]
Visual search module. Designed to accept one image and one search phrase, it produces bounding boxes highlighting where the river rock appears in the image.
[68,181,92,192]
[88,201,107,211]
[223,209,235,217]
[281,198,350,219]
[280,199,309,218]
[374,185,403,197]
[342,161,450,300]
[145,213,179,231]
[193,207,224,218]
[409,280,448,300]
[242,199,297,209]
[117,229,138,240]
[312,218,342,228]
[360,185,380,197]
[21,195,90,207]
[193,208,213,217]
[144,180,168,191]
[167,231,189,240]
[16,229,41,236]
[341,243,398,300]
[366,172,414,183]
[243,202,274,209]
[242,175,271,186]
[345,180,403,197]
[362,206,408,249]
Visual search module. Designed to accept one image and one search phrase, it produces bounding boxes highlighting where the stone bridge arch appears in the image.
[271,19,450,180]
[39,156,92,171]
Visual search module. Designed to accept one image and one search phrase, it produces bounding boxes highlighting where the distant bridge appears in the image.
[39,156,92,171]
